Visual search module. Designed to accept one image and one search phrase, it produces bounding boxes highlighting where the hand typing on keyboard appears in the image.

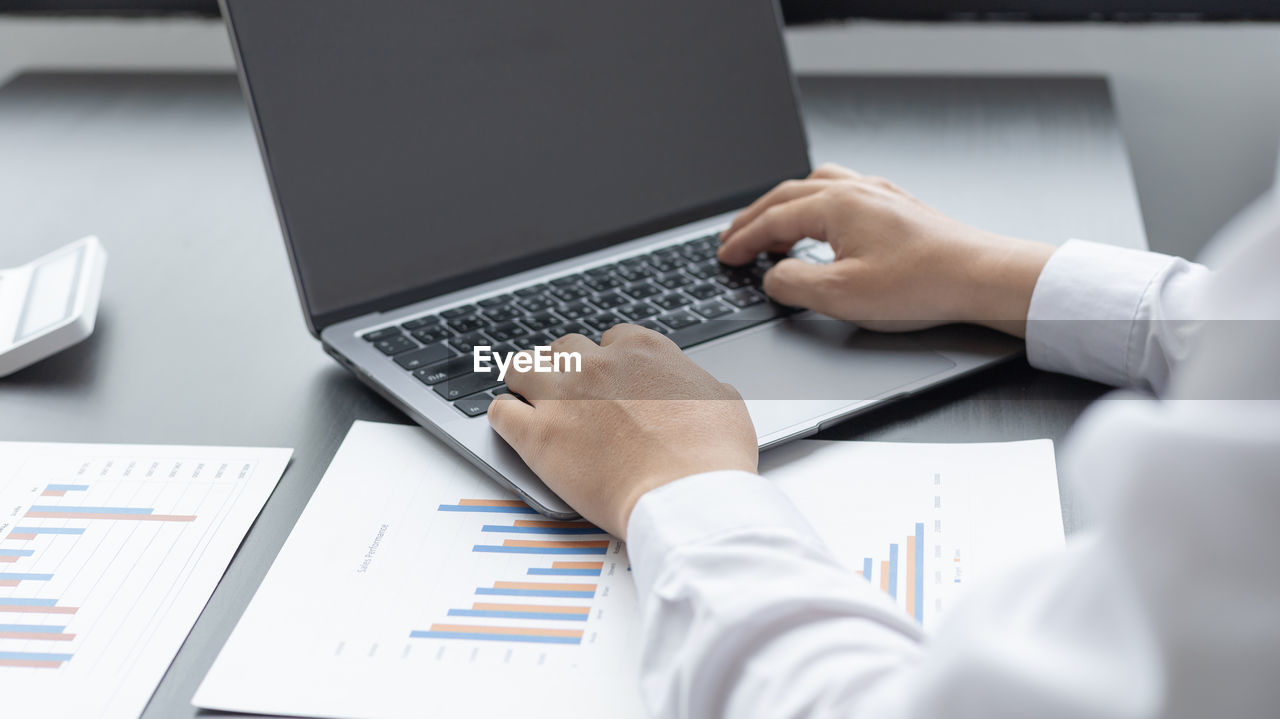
[486,324,757,537]
[717,163,1057,338]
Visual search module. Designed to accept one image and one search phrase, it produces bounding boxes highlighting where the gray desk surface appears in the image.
[0,72,1144,718]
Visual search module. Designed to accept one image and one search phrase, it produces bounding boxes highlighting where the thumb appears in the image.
[761,258,859,317]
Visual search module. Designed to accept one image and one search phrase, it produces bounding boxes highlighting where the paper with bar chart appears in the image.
[760,437,1064,630]
[0,440,291,719]
[195,421,1061,719]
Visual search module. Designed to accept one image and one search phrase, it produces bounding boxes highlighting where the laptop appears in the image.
[221,0,1019,517]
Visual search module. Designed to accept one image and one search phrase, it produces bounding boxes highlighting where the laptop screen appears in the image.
[224,0,811,330]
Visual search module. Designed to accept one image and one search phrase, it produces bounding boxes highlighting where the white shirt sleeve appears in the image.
[627,192,1280,719]
[1025,239,1209,393]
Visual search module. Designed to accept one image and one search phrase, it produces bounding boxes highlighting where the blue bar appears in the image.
[862,558,873,580]
[29,506,153,515]
[11,527,84,535]
[0,598,57,606]
[0,549,34,557]
[438,504,536,514]
[448,609,589,621]
[0,573,54,581]
[888,544,898,599]
[409,630,580,645]
[914,523,925,622]
[0,624,65,633]
[45,484,89,492]
[528,568,602,576]
[473,546,607,555]
[0,651,73,661]
[476,588,594,599]
[481,525,605,535]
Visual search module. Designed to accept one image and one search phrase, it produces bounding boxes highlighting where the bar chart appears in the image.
[0,440,290,719]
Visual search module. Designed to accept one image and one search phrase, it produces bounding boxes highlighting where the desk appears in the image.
[0,73,1145,718]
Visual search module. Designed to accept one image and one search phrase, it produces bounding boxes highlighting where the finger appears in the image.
[502,349,559,401]
[761,257,861,317]
[721,178,831,244]
[718,192,830,266]
[809,163,860,180]
[548,332,598,356]
[486,393,538,446]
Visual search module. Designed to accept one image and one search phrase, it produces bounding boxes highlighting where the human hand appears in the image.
[486,325,757,537]
[718,163,1056,337]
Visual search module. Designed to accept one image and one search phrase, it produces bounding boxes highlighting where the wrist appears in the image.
[962,235,1056,338]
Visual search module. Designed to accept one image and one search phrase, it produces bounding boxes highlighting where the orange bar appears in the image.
[0,631,75,641]
[473,603,590,614]
[0,580,20,587]
[513,520,595,529]
[429,624,582,638]
[880,561,890,592]
[24,512,196,521]
[5,534,37,541]
[459,499,527,508]
[905,535,916,617]
[502,539,609,549]
[0,659,62,668]
[41,490,66,497]
[0,556,19,563]
[494,581,596,592]
[0,605,78,614]
[552,561,603,570]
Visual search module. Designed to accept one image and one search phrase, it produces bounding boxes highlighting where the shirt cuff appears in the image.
[1025,239,1177,387]
[626,471,822,599]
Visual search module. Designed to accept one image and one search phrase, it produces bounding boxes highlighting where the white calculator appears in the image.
[0,236,107,378]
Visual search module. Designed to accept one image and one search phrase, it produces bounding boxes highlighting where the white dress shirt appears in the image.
[627,185,1280,719]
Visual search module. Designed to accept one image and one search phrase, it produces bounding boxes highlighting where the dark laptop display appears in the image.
[223,0,810,331]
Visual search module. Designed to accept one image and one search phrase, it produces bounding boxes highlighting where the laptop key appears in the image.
[448,315,488,333]
[400,316,440,331]
[654,292,692,311]
[616,264,652,282]
[593,292,627,310]
[411,326,451,344]
[434,371,502,401]
[686,260,720,278]
[374,335,418,355]
[515,283,549,297]
[441,304,477,319]
[454,393,494,417]
[547,322,592,338]
[478,294,513,308]
[586,312,624,331]
[518,295,556,312]
[362,326,403,342]
[556,301,595,320]
[549,274,584,287]
[655,272,693,290]
[692,301,734,319]
[413,355,474,385]
[393,341,456,370]
[666,302,792,349]
[620,302,659,321]
[521,312,559,331]
[516,331,554,347]
[725,288,767,308]
[487,322,524,342]
[714,271,753,289]
[450,332,489,354]
[687,282,724,300]
[636,319,670,335]
[648,256,680,273]
[624,281,662,299]
[583,274,623,292]
[484,305,523,322]
[550,285,591,302]
[658,310,701,330]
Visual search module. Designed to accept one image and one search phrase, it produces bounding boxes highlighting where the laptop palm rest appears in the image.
[685,316,957,440]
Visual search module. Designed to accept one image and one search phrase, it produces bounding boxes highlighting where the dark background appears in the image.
[4,1,1279,21]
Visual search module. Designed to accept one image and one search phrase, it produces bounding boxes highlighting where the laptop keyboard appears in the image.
[359,232,797,417]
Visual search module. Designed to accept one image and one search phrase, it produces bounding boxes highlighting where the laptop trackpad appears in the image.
[685,317,956,437]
